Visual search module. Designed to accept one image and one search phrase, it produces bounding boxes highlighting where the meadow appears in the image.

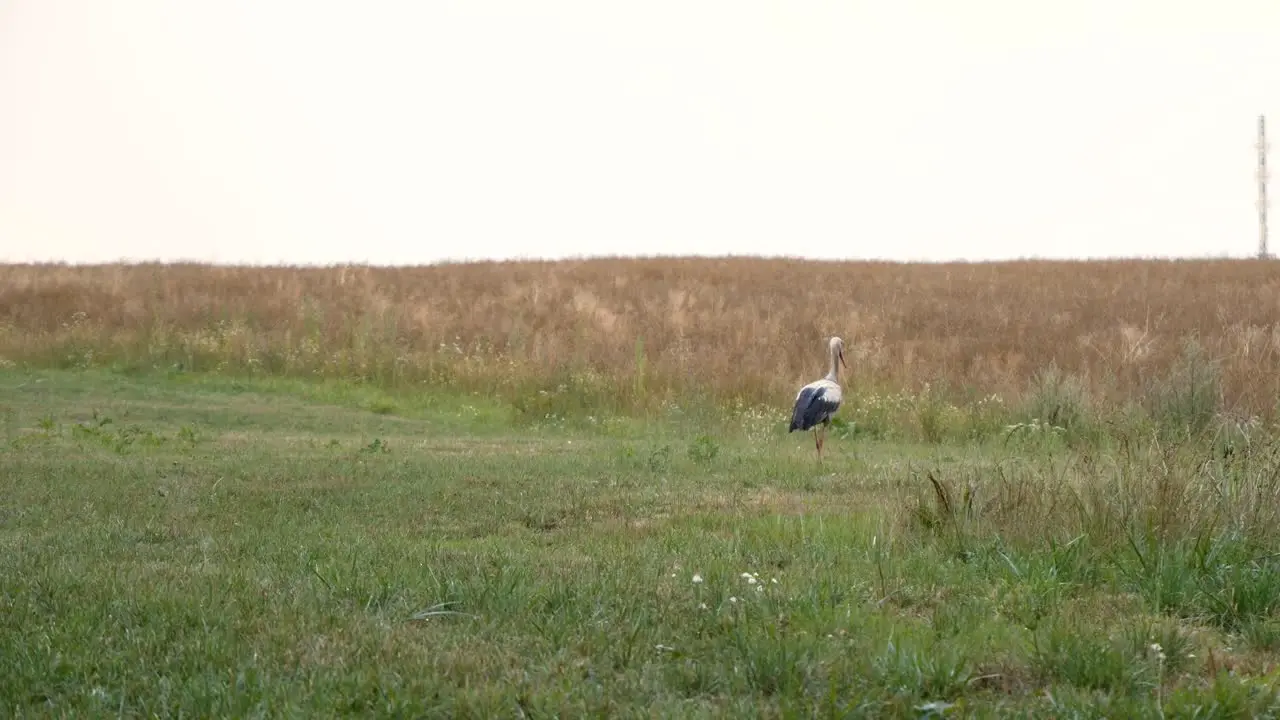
[4,258,1280,716]
[4,257,1280,427]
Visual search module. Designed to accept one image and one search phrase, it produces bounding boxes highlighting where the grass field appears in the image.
[4,258,1280,428]
[4,259,1280,716]
[5,366,1280,717]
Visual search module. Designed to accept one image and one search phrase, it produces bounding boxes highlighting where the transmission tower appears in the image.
[1260,115,1270,259]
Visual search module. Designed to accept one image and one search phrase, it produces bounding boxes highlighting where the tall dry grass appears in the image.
[1,258,1279,420]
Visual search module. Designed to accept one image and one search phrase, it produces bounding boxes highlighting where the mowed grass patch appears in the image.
[3,370,1280,717]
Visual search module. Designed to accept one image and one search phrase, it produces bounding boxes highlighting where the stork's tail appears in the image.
[788,406,806,432]
[789,387,813,432]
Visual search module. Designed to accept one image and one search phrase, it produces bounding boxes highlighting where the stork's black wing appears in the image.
[789,385,839,432]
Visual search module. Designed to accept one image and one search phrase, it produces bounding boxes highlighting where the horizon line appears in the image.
[0,251,1271,269]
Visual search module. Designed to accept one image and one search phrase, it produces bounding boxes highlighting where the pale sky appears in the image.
[1,1,1278,265]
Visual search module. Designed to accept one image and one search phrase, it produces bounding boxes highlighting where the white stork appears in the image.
[789,336,848,459]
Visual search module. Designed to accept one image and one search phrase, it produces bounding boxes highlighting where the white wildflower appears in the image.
[692,574,703,584]
[729,596,738,603]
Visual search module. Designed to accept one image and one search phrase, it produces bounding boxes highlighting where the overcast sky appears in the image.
[1,0,1278,265]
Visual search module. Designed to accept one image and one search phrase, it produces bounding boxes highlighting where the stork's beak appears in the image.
[839,350,848,369]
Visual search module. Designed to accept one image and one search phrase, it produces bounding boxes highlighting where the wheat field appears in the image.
[2,257,1278,423]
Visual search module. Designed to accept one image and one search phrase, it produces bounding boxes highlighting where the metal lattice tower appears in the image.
[1260,115,1270,259]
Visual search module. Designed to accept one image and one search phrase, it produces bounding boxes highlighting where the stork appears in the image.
[789,336,848,459]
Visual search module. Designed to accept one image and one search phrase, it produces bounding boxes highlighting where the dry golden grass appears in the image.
[2,257,1279,418]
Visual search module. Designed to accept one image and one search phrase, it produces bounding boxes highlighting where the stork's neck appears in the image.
[825,347,840,383]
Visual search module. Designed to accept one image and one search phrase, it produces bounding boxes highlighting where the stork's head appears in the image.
[830,336,848,370]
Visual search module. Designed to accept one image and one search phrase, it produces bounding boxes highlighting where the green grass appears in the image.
[3,369,1280,717]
